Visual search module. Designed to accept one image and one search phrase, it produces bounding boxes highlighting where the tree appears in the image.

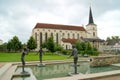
[46,36,55,52]
[27,36,37,50]
[85,42,92,50]
[75,40,82,51]
[7,36,22,52]
[54,44,63,51]
[85,42,93,55]
[106,36,120,42]
[106,36,120,45]
[12,36,22,52]
[7,40,13,52]
[41,42,47,48]
[75,41,99,56]
[0,43,7,52]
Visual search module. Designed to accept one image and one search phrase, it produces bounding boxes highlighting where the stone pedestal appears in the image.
[37,63,45,67]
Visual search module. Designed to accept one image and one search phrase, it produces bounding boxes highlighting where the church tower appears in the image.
[86,7,98,38]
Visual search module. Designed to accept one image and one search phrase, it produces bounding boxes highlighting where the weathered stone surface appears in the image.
[90,55,120,67]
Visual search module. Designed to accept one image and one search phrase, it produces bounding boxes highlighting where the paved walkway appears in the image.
[0,62,7,68]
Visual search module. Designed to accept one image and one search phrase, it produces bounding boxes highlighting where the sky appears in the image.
[0,0,120,43]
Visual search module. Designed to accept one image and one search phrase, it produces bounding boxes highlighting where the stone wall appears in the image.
[90,55,120,67]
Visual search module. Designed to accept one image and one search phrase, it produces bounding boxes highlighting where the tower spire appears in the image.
[88,6,94,24]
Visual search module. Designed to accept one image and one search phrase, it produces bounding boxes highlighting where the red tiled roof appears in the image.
[62,38,77,44]
[34,23,86,31]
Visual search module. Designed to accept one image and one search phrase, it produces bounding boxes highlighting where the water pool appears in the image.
[13,62,120,80]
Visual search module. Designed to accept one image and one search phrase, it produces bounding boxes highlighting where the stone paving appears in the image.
[0,62,7,68]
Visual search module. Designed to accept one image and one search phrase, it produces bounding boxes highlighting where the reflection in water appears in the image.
[13,62,120,80]
[30,62,90,80]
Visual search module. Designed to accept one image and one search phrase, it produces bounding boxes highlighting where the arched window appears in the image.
[40,32,42,45]
[56,33,58,44]
[45,32,48,42]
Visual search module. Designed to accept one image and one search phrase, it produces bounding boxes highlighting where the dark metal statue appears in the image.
[69,45,78,74]
[21,48,28,73]
[39,47,43,64]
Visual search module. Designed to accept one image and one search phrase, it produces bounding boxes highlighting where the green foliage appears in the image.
[0,43,7,52]
[54,44,63,51]
[41,42,47,48]
[91,51,99,56]
[61,50,72,55]
[75,40,82,50]
[46,36,55,52]
[42,37,63,53]
[106,36,120,42]
[7,40,13,52]
[85,42,92,50]
[75,40,99,56]
[12,36,22,51]
[61,50,67,55]
[27,36,37,50]
[7,36,22,52]
[93,47,97,51]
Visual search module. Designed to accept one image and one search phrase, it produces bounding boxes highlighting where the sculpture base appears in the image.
[21,71,30,77]
[70,64,80,67]
[13,71,30,77]
[37,63,45,67]
[68,72,79,76]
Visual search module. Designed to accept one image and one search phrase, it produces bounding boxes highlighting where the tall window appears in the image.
[45,32,48,42]
[77,34,79,39]
[51,33,53,37]
[56,33,58,44]
[73,33,75,38]
[68,33,70,38]
[40,32,42,46]
[62,33,64,38]
[35,33,37,42]
[66,45,68,49]
[93,32,95,37]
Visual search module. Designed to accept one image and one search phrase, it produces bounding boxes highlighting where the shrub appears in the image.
[54,44,63,52]
[92,51,99,56]
[62,50,71,55]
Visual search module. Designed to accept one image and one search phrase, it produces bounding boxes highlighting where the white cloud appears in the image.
[0,0,120,43]
[97,10,120,40]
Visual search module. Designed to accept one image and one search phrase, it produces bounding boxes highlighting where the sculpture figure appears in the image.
[39,47,43,64]
[21,48,28,73]
[69,45,78,74]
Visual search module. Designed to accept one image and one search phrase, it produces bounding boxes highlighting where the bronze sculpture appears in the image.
[21,48,28,73]
[69,45,78,74]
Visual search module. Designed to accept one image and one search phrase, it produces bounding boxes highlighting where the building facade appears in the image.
[32,7,104,51]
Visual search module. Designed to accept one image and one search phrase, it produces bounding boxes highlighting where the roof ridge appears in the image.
[34,23,86,31]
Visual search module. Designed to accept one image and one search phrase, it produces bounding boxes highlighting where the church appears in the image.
[32,7,104,51]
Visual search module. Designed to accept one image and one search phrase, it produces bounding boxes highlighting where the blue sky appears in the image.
[0,0,120,43]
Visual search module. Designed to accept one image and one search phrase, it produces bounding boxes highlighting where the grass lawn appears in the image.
[0,52,69,62]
